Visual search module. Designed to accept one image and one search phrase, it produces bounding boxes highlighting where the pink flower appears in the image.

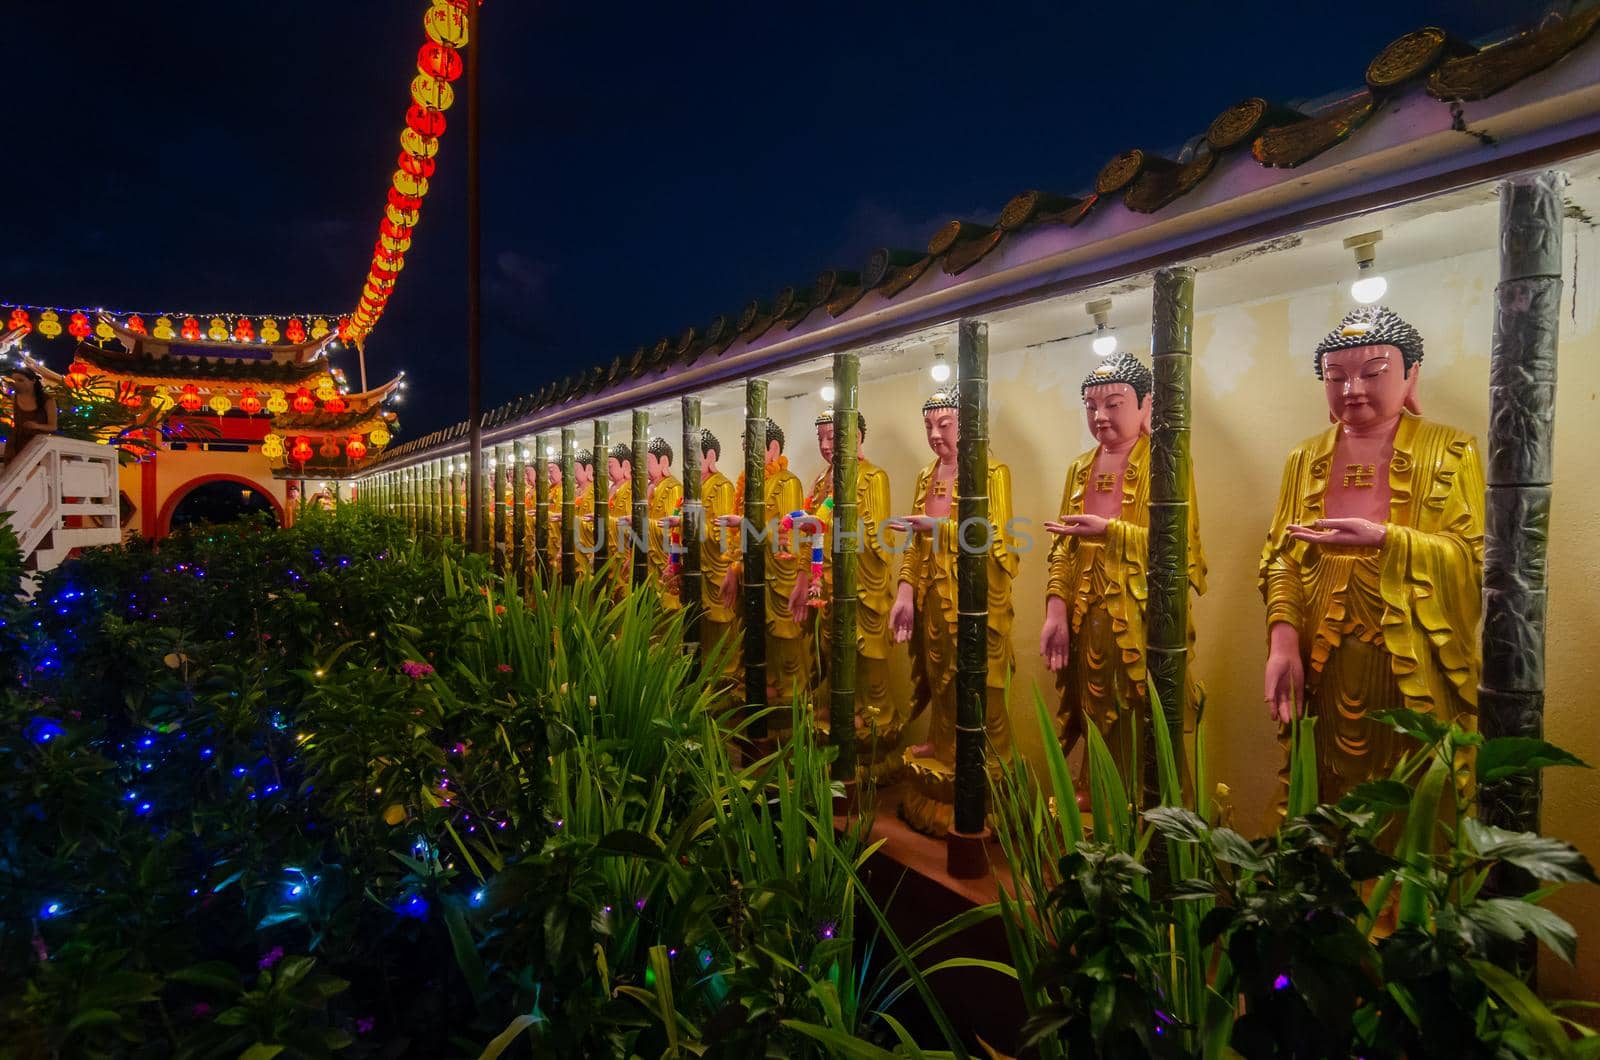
[497,664,512,673]
[400,661,436,679]
[258,946,284,970]
[190,1002,212,1018]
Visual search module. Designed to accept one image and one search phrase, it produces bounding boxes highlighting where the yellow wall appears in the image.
[116,448,289,537]
[735,224,1600,997]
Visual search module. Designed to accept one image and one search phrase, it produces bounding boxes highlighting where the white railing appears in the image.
[0,435,122,588]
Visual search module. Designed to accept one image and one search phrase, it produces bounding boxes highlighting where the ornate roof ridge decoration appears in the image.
[272,408,398,432]
[357,12,1598,470]
[101,314,334,366]
[72,343,331,385]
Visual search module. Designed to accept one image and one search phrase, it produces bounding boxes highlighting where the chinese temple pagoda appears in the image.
[19,312,401,538]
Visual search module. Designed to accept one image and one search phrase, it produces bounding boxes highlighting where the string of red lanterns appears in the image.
[347,1,471,344]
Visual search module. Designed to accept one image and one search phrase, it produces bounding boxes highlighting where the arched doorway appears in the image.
[159,475,283,537]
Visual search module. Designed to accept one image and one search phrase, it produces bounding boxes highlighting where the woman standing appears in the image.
[3,368,58,463]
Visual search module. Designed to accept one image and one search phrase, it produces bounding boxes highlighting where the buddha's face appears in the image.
[923,408,957,461]
[576,463,594,489]
[816,422,835,464]
[1320,344,1414,431]
[646,451,669,484]
[1083,382,1145,448]
[700,446,718,477]
[545,461,561,486]
[607,457,628,486]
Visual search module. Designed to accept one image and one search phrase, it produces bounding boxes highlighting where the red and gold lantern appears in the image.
[234,317,255,342]
[345,435,368,460]
[126,314,147,335]
[7,307,29,331]
[118,381,142,408]
[404,103,447,138]
[291,388,315,414]
[323,394,347,414]
[238,388,262,415]
[181,317,201,340]
[286,318,307,344]
[291,436,313,464]
[65,359,92,388]
[68,312,91,340]
[179,385,202,412]
[417,41,463,81]
[319,437,341,460]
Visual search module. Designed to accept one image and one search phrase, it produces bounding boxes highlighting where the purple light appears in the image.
[634,898,646,912]
[1272,973,1291,991]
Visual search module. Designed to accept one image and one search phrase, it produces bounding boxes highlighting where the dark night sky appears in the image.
[7,0,1539,437]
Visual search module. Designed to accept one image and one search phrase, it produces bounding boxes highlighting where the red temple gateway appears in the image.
[23,313,402,538]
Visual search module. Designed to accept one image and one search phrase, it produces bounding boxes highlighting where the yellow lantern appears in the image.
[150,386,174,412]
[259,318,281,343]
[310,318,331,340]
[368,426,391,448]
[266,388,289,414]
[153,316,176,339]
[391,170,429,199]
[261,433,285,460]
[207,317,228,341]
[424,1,469,48]
[207,393,232,414]
[94,318,116,340]
[315,383,337,403]
[37,310,62,339]
[400,127,439,159]
[410,73,455,111]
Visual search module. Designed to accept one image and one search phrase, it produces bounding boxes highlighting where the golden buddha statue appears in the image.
[603,442,633,592]
[790,408,900,771]
[528,458,564,577]
[719,419,810,706]
[645,436,683,608]
[888,389,1018,835]
[1041,353,1205,795]
[566,448,597,577]
[1260,305,1483,811]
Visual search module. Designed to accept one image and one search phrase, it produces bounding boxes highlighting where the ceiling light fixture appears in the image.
[930,348,952,384]
[1344,230,1388,304]
[1087,298,1117,356]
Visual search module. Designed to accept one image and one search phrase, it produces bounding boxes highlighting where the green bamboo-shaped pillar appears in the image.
[743,380,770,739]
[512,441,528,588]
[532,434,549,585]
[1480,170,1566,837]
[561,427,578,587]
[429,460,442,537]
[830,352,861,782]
[952,320,990,838]
[449,460,462,542]
[593,420,610,575]
[1148,265,1196,796]
[681,395,704,663]
[632,410,650,588]
[485,452,499,564]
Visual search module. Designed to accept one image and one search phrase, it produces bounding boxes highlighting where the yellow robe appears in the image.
[573,486,595,577]
[733,458,810,704]
[538,482,563,577]
[899,458,1018,759]
[605,481,632,592]
[699,470,742,693]
[807,459,899,748]
[1260,413,1484,807]
[1046,435,1205,789]
[647,474,684,609]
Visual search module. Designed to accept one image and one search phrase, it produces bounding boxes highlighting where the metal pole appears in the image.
[1480,170,1565,838]
[1149,265,1196,800]
[743,380,769,739]
[632,409,649,588]
[465,0,484,554]
[952,320,990,839]
[831,351,860,781]
[681,396,704,663]
[561,427,577,587]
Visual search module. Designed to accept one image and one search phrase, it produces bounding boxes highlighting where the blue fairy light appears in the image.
[398,894,429,919]
[25,718,65,744]
[470,888,485,906]
[41,901,63,918]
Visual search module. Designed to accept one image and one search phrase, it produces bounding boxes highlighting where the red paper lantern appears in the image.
[379,217,412,242]
[405,103,447,138]
[126,314,147,335]
[291,437,313,464]
[7,308,29,331]
[417,41,463,82]
[68,312,91,340]
[181,317,202,341]
[323,394,347,414]
[319,437,341,459]
[179,384,202,412]
[234,318,255,342]
[345,435,368,461]
[291,388,315,414]
[238,388,262,415]
[387,185,423,213]
[118,382,143,408]
[397,149,437,180]
[337,317,354,341]
[285,318,307,343]
[66,359,92,388]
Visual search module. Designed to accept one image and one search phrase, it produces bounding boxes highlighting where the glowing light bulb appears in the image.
[1092,331,1118,357]
[820,382,836,403]
[930,358,951,383]
[1351,274,1388,304]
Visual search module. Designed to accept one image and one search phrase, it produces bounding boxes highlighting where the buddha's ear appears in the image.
[1404,363,1423,415]
[1140,394,1153,435]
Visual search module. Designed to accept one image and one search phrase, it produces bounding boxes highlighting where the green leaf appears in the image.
[1341,779,1411,811]
[477,1014,543,1060]
[64,1009,123,1036]
[1477,736,1587,782]
[1469,960,1572,1059]
[1372,708,1450,747]
[781,1020,898,1059]
[1210,828,1267,872]
[593,828,666,860]
[1396,755,1449,928]
[444,903,489,998]
[239,1045,285,1060]
[1462,819,1599,883]
[1143,805,1208,844]
[169,961,244,993]
[1468,898,1579,964]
